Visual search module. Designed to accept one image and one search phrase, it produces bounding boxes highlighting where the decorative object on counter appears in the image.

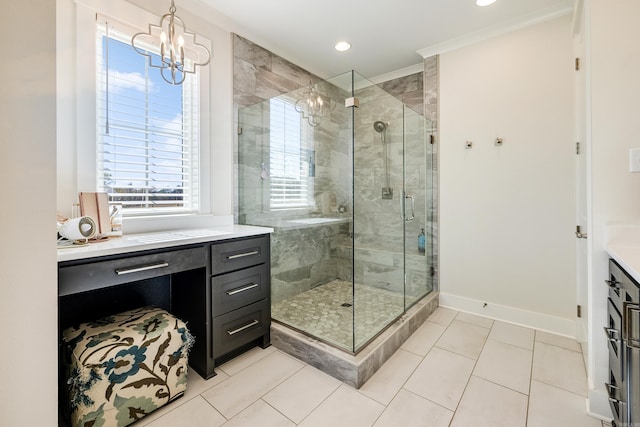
[61,306,194,427]
[79,192,111,236]
[109,204,123,237]
[131,0,211,85]
[418,228,426,254]
[58,216,97,247]
[79,192,123,238]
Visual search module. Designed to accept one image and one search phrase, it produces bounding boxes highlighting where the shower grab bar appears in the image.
[402,194,415,221]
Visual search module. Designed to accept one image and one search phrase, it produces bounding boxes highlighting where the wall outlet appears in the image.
[630,148,640,172]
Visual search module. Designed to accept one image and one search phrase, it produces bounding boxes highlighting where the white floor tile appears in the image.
[359,349,422,405]
[201,351,304,419]
[401,320,446,356]
[263,365,342,424]
[217,345,277,376]
[489,321,535,350]
[427,307,458,327]
[404,347,475,410]
[456,312,494,329]
[299,384,385,427]
[450,376,528,427]
[373,389,453,427]
[527,380,601,427]
[136,368,229,426]
[473,339,532,394]
[536,330,582,352]
[138,306,599,427]
[532,341,587,396]
[144,396,226,427]
[436,319,490,359]
[223,400,295,427]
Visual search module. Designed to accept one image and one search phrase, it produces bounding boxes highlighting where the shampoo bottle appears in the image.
[418,228,426,254]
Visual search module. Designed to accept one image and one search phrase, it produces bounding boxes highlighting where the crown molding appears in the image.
[369,63,425,85]
[417,3,573,58]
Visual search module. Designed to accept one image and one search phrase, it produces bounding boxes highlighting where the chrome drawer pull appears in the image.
[604,327,621,342]
[115,262,169,275]
[227,250,259,260]
[623,303,640,349]
[605,280,621,289]
[605,383,619,394]
[227,319,260,336]
[226,283,259,296]
[608,397,626,407]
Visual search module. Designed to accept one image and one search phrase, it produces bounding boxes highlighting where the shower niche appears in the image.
[237,70,437,377]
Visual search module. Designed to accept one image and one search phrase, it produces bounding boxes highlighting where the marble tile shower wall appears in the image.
[334,79,433,298]
[423,56,439,292]
[233,34,351,302]
[233,33,438,303]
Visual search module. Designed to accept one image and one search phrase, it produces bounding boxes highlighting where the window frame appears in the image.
[95,20,200,215]
[74,0,211,219]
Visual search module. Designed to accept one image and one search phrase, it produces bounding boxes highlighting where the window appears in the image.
[95,20,200,215]
[269,98,312,210]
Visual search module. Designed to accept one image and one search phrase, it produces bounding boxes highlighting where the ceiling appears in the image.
[196,0,573,80]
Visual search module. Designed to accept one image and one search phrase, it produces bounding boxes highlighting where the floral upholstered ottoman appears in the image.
[62,306,194,427]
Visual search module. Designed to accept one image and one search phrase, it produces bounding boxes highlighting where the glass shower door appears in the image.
[403,106,433,308]
[352,71,407,351]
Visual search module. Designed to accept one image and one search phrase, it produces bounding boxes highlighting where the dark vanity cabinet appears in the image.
[59,233,271,381]
[174,235,271,378]
[605,259,640,427]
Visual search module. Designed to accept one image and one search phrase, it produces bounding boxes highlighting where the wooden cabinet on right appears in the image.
[605,259,640,427]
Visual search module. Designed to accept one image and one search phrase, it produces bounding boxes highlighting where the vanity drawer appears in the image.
[212,299,270,358]
[59,246,207,296]
[210,236,269,274]
[212,264,269,316]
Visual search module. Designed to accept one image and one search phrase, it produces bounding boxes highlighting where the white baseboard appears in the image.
[439,292,577,337]
[587,388,614,422]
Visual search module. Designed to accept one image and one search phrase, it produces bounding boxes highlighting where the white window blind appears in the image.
[269,98,311,209]
[96,19,200,215]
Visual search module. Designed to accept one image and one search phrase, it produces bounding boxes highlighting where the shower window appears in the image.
[269,97,312,210]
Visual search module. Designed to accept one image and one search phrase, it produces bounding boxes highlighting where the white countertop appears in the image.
[606,225,640,283]
[57,225,273,262]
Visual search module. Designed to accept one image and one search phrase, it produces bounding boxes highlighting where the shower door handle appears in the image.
[402,194,415,221]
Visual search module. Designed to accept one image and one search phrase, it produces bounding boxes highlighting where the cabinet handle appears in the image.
[226,283,259,296]
[608,396,626,407]
[605,382,619,394]
[227,250,259,260]
[605,279,621,290]
[227,319,260,336]
[623,302,640,348]
[115,262,169,275]
[604,327,621,343]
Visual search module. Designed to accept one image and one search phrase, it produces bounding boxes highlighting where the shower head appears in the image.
[373,121,387,133]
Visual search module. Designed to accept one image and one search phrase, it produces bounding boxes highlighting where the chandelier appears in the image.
[295,83,335,127]
[131,0,210,85]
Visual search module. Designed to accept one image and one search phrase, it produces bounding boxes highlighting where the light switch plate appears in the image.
[630,148,640,173]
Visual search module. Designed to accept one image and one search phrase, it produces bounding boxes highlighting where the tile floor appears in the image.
[138,307,610,427]
[272,280,406,350]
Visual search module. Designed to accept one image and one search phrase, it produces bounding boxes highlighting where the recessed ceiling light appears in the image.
[335,41,351,52]
[476,0,496,6]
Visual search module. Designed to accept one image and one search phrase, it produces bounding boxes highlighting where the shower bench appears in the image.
[58,228,272,385]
